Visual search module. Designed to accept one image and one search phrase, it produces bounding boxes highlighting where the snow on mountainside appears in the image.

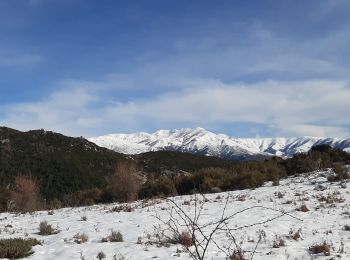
[88,128,350,160]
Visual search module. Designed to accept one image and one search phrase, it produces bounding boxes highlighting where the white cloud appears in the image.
[1,79,349,138]
[1,86,101,136]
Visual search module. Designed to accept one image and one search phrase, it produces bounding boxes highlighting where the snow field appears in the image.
[1,171,350,259]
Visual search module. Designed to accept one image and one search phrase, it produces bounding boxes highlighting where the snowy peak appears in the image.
[88,128,350,160]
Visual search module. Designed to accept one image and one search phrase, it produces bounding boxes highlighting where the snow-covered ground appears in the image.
[1,170,350,259]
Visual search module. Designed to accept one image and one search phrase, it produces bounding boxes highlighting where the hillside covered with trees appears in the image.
[0,127,349,212]
[0,127,125,209]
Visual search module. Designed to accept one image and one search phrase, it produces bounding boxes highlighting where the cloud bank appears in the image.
[1,79,349,138]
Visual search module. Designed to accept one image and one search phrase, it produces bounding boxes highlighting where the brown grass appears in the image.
[309,241,330,256]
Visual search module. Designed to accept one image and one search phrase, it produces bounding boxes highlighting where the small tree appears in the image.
[106,161,141,202]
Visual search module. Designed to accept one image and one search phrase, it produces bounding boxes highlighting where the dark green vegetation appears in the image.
[135,150,238,173]
[0,127,349,212]
[0,238,41,259]
[136,144,350,198]
[0,127,125,209]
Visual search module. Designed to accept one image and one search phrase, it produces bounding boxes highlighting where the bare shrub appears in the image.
[182,200,191,206]
[297,203,309,212]
[73,233,89,244]
[309,241,330,256]
[155,194,301,260]
[229,250,245,260]
[275,192,284,199]
[328,163,349,182]
[237,195,246,201]
[288,229,301,241]
[11,175,42,212]
[106,161,141,202]
[97,251,106,260]
[169,231,193,248]
[110,204,134,213]
[272,237,286,248]
[102,230,123,243]
[317,192,345,204]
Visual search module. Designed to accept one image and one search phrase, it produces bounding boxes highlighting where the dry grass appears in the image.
[272,237,286,248]
[290,229,301,241]
[297,204,310,212]
[167,231,193,248]
[110,204,134,213]
[73,233,88,244]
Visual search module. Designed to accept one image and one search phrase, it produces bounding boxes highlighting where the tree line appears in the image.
[1,144,349,212]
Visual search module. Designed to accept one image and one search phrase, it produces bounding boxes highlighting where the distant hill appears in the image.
[89,128,350,160]
[0,127,125,200]
[134,150,238,175]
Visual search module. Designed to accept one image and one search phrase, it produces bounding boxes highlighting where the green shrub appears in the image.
[108,230,123,242]
[39,221,59,235]
[0,238,41,259]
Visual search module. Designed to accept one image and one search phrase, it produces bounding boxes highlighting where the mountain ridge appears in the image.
[89,127,350,160]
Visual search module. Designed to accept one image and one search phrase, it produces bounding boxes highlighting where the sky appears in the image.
[0,0,350,138]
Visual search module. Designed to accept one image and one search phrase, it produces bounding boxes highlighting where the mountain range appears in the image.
[89,127,350,160]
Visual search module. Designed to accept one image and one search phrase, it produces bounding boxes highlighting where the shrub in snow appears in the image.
[309,241,330,256]
[0,238,41,259]
[108,230,123,242]
[39,221,59,236]
[73,233,88,244]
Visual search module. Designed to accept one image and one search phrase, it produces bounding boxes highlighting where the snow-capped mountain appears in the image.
[88,128,350,160]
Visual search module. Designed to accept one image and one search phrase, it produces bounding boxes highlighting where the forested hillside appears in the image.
[1,127,349,212]
[0,127,125,201]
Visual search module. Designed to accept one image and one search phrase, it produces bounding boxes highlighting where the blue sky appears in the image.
[1,0,350,138]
